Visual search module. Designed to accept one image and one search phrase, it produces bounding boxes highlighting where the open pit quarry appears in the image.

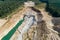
[0,1,60,40]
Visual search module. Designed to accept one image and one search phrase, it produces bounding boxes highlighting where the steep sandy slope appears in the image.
[10,7,60,40]
[0,19,7,27]
[36,8,60,40]
[0,6,60,40]
[0,7,26,39]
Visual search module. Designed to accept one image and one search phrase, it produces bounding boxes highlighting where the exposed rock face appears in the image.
[36,20,60,40]
[37,21,50,40]
[22,8,60,40]
[22,24,37,40]
[10,7,60,40]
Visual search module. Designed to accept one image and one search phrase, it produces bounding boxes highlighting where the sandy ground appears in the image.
[39,9,54,29]
[9,7,60,40]
[0,19,7,27]
[9,7,37,40]
[0,7,27,39]
[10,8,49,40]
[10,20,37,40]
[0,7,56,40]
[0,7,34,40]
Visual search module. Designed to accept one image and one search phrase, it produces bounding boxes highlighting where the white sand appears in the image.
[0,19,7,27]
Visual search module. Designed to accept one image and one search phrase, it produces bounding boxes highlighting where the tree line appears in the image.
[0,1,23,18]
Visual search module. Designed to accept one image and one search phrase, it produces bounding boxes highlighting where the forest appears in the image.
[0,0,40,18]
[0,0,24,18]
[0,0,60,18]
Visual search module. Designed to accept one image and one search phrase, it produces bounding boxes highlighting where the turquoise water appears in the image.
[1,19,24,40]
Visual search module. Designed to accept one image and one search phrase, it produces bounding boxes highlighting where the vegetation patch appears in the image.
[0,1,23,18]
